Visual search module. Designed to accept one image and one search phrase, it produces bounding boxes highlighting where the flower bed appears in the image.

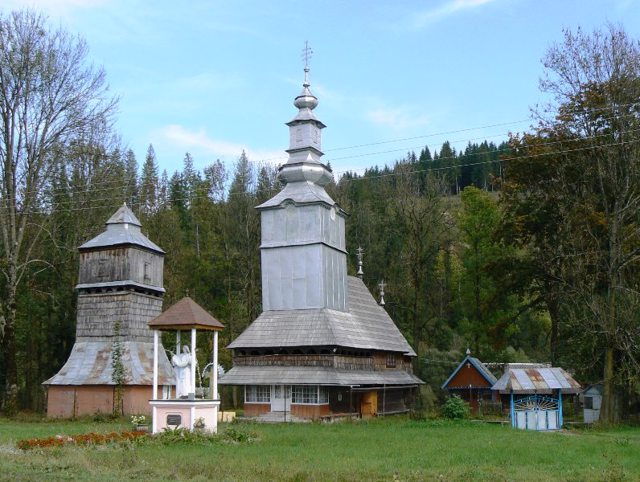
[16,430,148,450]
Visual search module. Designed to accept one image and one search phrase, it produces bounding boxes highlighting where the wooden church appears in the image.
[43,205,173,417]
[219,65,423,420]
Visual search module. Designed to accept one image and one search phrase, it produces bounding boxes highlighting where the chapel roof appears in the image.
[441,355,498,389]
[220,365,423,386]
[227,276,416,356]
[148,297,224,331]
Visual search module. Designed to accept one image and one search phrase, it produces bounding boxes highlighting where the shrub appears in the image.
[442,395,470,420]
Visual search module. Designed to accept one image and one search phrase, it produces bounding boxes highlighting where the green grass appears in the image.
[0,417,639,481]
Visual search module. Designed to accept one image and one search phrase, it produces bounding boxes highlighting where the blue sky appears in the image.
[6,0,640,178]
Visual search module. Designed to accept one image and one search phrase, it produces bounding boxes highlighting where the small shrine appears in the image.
[492,366,581,430]
[148,297,224,433]
[441,351,498,413]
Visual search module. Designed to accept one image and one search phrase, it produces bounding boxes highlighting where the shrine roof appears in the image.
[148,297,224,331]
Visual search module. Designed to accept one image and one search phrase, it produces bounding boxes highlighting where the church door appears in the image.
[271,385,291,412]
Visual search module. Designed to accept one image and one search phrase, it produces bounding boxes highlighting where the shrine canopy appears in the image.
[148,297,224,332]
[492,367,581,395]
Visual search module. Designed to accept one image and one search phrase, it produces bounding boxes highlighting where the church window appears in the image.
[291,385,329,404]
[144,262,151,283]
[386,352,396,368]
[245,385,270,403]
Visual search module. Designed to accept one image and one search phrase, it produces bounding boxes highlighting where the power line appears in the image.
[4,134,639,215]
[4,109,638,200]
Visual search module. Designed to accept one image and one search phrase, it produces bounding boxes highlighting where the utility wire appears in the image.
[4,110,638,200]
[5,135,639,215]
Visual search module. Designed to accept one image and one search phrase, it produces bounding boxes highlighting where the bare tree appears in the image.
[0,10,117,412]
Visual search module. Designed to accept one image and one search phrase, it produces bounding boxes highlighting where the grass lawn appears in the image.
[0,416,638,481]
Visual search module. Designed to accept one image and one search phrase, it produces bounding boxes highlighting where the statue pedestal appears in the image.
[150,399,220,434]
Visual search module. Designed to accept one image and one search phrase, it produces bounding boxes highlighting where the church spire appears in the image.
[255,45,348,312]
[278,43,333,187]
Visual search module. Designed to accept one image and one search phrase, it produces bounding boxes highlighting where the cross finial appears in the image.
[302,41,313,69]
[378,280,386,306]
[356,246,364,278]
[301,41,313,85]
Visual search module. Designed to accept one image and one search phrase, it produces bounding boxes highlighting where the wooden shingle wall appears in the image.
[76,292,162,341]
[78,247,164,288]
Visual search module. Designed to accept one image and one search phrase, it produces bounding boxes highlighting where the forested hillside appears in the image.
[0,12,638,422]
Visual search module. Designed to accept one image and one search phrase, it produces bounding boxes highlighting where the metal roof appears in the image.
[75,280,166,293]
[43,341,174,386]
[441,355,497,390]
[79,204,164,253]
[256,180,337,209]
[492,367,581,394]
[219,365,423,386]
[148,297,224,331]
[227,276,416,356]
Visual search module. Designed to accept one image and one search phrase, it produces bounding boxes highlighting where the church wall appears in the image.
[291,403,330,419]
[329,387,355,413]
[76,292,162,341]
[322,245,347,311]
[261,245,324,310]
[319,206,345,251]
[78,247,163,288]
[46,387,77,418]
[46,385,154,418]
[244,403,271,417]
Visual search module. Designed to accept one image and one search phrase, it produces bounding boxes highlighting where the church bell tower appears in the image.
[257,60,348,312]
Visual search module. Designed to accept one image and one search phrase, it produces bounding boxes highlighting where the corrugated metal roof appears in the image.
[227,276,416,356]
[43,341,174,386]
[148,297,224,331]
[79,204,164,253]
[219,365,423,386]
[441,355,497,389]
[492,367,581,394]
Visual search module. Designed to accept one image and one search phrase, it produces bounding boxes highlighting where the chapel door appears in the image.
[271,385,291,412]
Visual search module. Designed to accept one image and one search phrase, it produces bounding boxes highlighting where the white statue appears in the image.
[171,346,193,398]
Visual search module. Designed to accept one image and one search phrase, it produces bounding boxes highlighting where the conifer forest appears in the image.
[0,11,639,423]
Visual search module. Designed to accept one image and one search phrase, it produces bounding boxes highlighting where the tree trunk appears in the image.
[3,269,18,414]
[601,346,616,424]
[544,290,560,366]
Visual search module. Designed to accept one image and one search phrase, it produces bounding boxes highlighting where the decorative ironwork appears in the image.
[514,394,559,411]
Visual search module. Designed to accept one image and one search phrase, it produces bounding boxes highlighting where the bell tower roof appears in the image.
[79,203,164,254]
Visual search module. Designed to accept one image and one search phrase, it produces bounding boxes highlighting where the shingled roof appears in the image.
[220,365,423,386]
[42,340,174,386]
[227,276,416,355]
[148,297,224,331]
[79,203,164,253]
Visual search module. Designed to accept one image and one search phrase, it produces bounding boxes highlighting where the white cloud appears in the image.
[366,106,430,131]
[156,124,286,165]
[411,0,497,28]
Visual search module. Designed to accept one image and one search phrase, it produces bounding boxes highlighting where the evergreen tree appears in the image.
[139,145,159,215]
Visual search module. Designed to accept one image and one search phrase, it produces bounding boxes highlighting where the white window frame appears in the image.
[245,385,271,403]
[291,385,329,405]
